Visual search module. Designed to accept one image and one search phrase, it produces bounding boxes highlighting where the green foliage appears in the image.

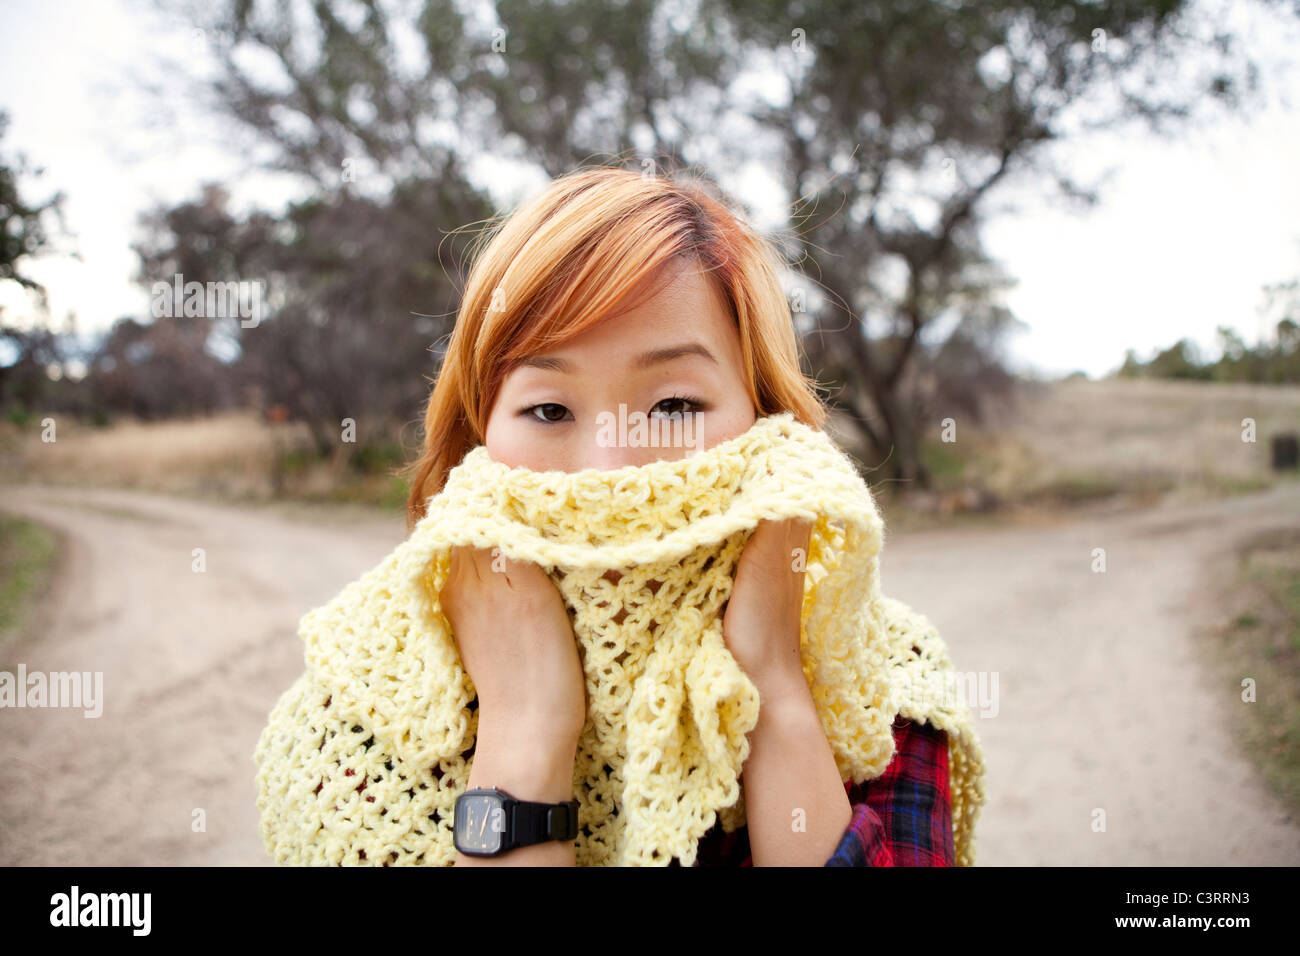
[1148,339,1212,380]
[0,109,68,299]
[378,475,412,510]
[279,447,311,474]
[0,514,58,642]
[351,440,406,476]
[1215,533,1300,818]
[1036,474,1124,503]
[917,435,966,487]
[1116,319,1300,384]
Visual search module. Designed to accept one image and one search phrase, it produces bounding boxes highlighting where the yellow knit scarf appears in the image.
[253,412,987,866]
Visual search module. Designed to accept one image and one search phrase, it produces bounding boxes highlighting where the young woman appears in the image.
[399,165,955,867]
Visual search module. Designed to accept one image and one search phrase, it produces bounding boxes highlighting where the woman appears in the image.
[397,165,956,867]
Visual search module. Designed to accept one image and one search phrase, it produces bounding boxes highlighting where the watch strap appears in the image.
[509,798,579,848]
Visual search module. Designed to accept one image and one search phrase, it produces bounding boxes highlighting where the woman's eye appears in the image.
[522,397,703,423]
[525,403,570,423]
[650,396,702,419]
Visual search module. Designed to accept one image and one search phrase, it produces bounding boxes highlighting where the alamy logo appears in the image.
[894,669,1000,719]
[49,885,150,936]
[0,664,102,718]
[151,273,263,327]
[595,403,703,451]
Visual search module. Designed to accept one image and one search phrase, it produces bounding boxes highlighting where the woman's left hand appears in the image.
[721,516,813,687]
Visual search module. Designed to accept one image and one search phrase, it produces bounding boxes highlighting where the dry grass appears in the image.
[0,412,309,497]
[991,378,1299,503]
[0,411,412,509]
[1,379,1296,516]
[1198,527,1300,823]
[850,378,1300,529]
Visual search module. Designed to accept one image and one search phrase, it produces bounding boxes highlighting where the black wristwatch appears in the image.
[453,787,580,856]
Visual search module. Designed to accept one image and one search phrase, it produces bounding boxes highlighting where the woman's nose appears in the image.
[580,428,647,470]
[576,411,699,470]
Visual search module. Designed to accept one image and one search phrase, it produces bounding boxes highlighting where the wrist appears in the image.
[746,658,814,709]
[469,718,579,804]
[749,669,826,752]
[476,696,585,743]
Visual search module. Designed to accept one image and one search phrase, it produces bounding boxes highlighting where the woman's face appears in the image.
[485,259,757,472]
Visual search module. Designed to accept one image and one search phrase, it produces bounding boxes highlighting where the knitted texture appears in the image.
[253,412,987,866]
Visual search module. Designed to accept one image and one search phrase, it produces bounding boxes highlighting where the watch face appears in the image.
[455,792,508,854]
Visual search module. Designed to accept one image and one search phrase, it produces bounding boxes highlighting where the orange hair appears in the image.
[401,163,828,530]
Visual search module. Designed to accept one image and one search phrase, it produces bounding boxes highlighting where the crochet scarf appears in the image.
[253,412,987,866]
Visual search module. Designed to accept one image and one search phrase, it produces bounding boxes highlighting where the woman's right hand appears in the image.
[439,545,587,743]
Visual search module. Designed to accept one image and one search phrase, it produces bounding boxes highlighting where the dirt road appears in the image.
[2,481,1298,865]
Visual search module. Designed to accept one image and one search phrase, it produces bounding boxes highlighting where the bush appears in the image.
[352,440,406,476]
[5,403,32,427]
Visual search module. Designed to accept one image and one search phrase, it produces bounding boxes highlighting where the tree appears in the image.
[1279,318,1299,354]
[168,0,1293,484]
[1147,338,1207,380]
[0,108,75,414]
[0,109,70,306]
[133,177,493,456]
[77,314,234,419]
[0,322,62,414]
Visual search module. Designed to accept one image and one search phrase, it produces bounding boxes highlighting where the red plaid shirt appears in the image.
[680,715,955,866]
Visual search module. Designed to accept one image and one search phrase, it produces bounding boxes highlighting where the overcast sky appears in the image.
[1,0,1297,380]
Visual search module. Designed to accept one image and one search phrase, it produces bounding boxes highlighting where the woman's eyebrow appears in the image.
[633,343,718,370]
[520,343,718,374]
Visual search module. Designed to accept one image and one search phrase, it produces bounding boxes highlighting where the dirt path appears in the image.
[2,481,1298,865]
